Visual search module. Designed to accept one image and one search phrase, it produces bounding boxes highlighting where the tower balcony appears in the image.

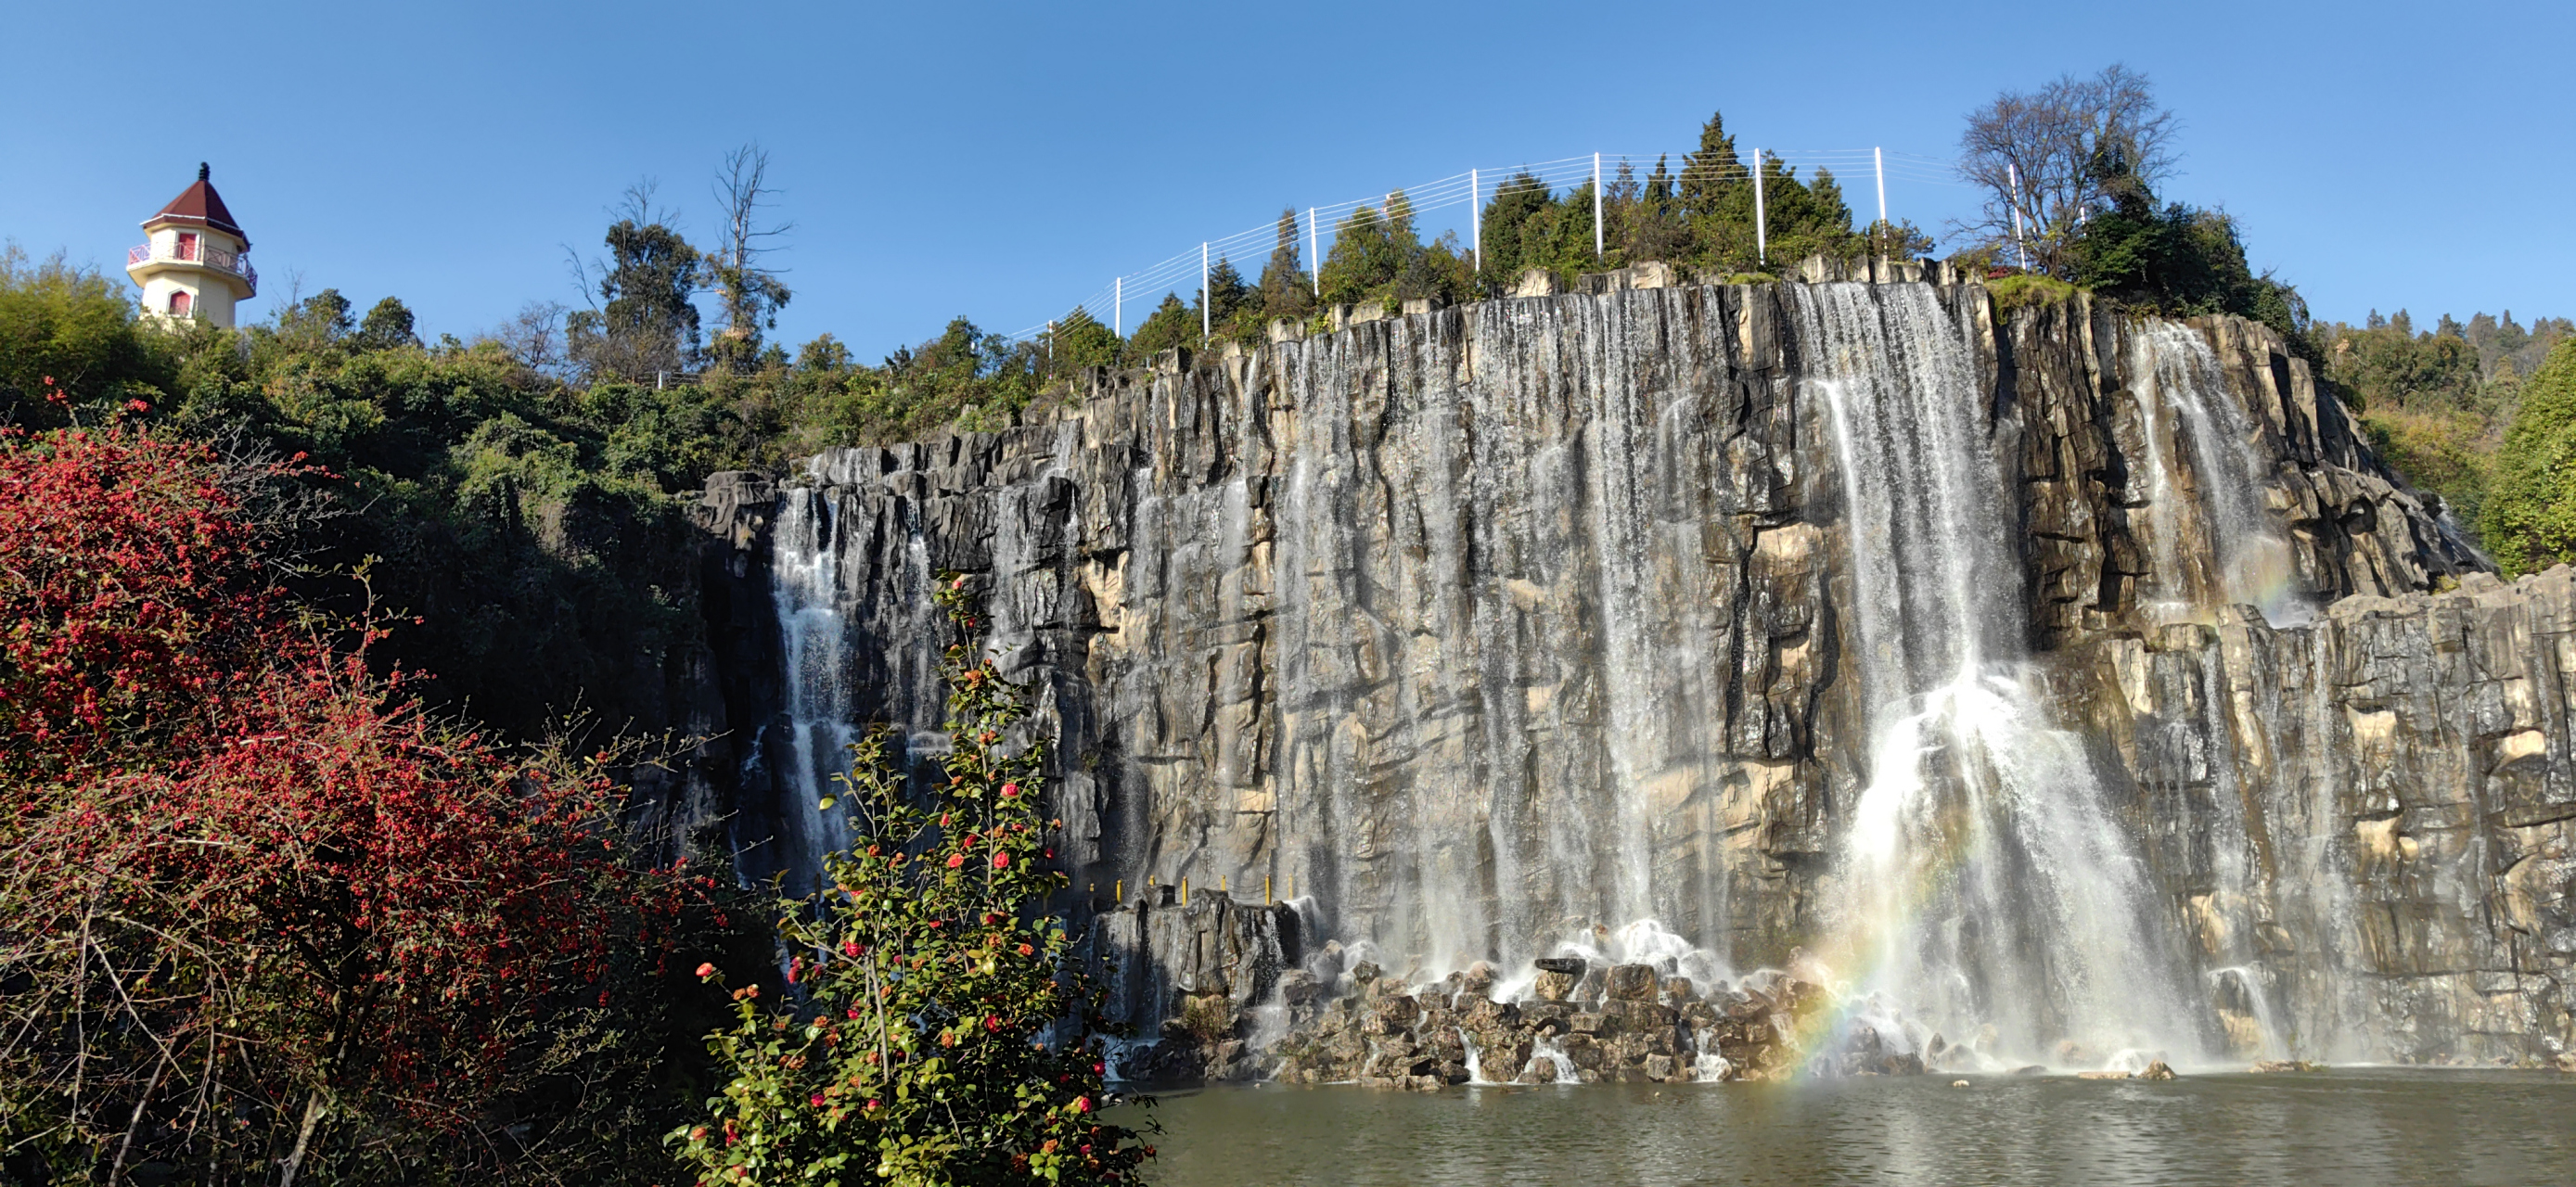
[127,239,258,296]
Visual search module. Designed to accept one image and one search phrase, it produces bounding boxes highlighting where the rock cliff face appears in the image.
[698,275,2570,1070]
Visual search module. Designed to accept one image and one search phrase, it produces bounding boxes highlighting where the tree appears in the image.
[673,577,1150,1186]
[1957,64,2178,277]
[1046,307,1120,377]
[351,296,420,351]
[0,247,175,428]
[1125,292,1198,358]
[569,183,705,383]
[2482,338,2576,575]
[1254,208,1313,325]
[1677,111,1761,272]
[1193,257,1250,340]
[277,287,356,350]
[707,144,795,375]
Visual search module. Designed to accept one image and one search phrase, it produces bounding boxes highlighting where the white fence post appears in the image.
[1308,207,1319,299]
[1592,151,1604,259]
[2007,160,2029,271]
[1875,147,1887,226]
[1201,241,1211,338]
[1752,147,1766,264]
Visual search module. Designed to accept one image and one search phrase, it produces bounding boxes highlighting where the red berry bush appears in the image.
[0,427,717,1183]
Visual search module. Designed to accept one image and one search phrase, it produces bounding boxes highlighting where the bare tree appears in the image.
[1955,64,2178,277]
[481,300,570,377]
[707,144,793,371]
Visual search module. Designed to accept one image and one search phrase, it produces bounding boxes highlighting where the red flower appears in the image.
[695,962,717,979]
[1001,783,1019,798]
[993,851,1011,869]
[985,1015,1002,1032]
[810,1093,827,1108]
[1071,1095,1091,1113]
[1017,942,1033,956]
[841,939,862,957]
[946,853,966,869]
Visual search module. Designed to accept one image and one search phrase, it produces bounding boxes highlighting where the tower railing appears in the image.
[126,241,259,296]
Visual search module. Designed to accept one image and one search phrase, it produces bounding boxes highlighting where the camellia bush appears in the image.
[673,577,1150,1186]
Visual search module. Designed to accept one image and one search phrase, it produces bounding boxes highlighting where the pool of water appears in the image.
[1121,1069,2575,1186]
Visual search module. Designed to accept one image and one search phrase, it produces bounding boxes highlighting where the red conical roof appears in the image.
[147,163,248,248]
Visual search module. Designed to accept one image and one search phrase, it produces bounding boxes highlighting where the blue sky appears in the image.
[6,1,2569,358]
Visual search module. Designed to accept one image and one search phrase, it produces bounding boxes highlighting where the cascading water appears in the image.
[1803,282,2206,1067]
[765,487,858,895]
[2128,323,2306,625]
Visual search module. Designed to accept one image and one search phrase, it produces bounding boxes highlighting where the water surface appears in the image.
[1127,1070,2574,1186]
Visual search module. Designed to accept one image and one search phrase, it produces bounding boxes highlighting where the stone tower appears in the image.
[126,163,256,327]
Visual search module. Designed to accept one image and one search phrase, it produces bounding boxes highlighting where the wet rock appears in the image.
[1601,999,1678,1031]
[2077,1070,2133,1080]
[2140,1061,2177,1080]
[1533,966,1581,1002]
[1277,970,1327,1005]
[1606,964,1659,1002]
[1361,995,1418,1036]
[2249,1060,2327,1074]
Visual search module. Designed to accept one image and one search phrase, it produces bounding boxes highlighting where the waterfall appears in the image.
[731,277,2520,1067]
[2129,323,2307,624]
[768,487,858,896]
[1804,282,2205,1067]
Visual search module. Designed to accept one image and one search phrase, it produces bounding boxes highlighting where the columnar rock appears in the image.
[699,274,2569,1069]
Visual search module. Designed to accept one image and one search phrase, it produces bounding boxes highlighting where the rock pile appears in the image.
[1262,958,1912,1089]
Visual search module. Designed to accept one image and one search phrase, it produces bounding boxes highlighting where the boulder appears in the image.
[1606,964,1659,1002]
[1361,994,1419,1036]
[2140,1061,2177,1080]
[1534,968,1580,1002]
[1601,999,1677,1030]
[1511,267,1561,298]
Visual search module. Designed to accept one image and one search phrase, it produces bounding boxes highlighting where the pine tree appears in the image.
[1475,172,1553,294]
[1195,258,1250,337]
[1256,208,1312,324]
[1677,110,1746,223]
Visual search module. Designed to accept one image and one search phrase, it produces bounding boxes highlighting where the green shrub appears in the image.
[2481,339,2576,575]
